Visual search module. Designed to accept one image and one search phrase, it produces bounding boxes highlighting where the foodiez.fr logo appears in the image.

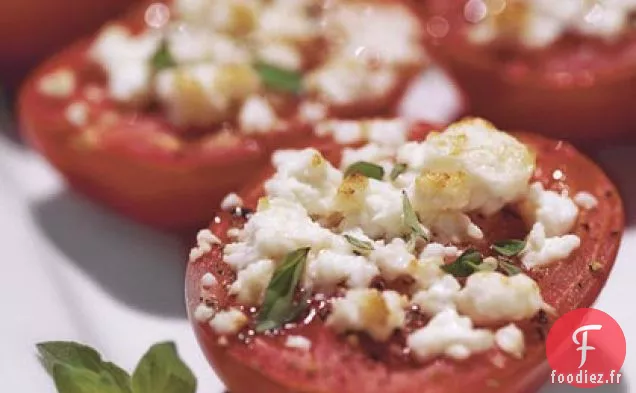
[546,308,626,388]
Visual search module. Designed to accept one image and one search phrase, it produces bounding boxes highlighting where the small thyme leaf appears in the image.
[256,247,310,332]
[344,234,374,255]
[402,192,429,241]
[254,62,303,94]
[441,249,483,277]
[151,41,176,71]
[492,239,526,257]
[390,163,407,181]
[499,260,522,276]
[344,161,385,180]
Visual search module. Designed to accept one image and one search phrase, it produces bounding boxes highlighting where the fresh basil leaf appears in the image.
[402,192,429,241]
[52,364,125,393]
[256,247,310,332]
[37,342,104,375]
[441,249,483,277]
[344,234,374,255]
[131,342,196,393]
[492,239,526,257]
[390,163,407,181]
[344,161,385,180]
[151,42,176,71]
[499,260,522,276]
[254,62,303,94]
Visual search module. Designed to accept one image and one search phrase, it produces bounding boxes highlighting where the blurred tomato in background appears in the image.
[0,0,137,90]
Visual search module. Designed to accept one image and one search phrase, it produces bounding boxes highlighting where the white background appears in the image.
[0,69,632,392]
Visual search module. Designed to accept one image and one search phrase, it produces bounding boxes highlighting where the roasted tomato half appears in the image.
[185,118,624,393]
[0,0,137,89]
[18,0,427,230]
[409,0,636,142]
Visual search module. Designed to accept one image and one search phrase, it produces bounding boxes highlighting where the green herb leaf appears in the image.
[52,363,125,393]
[402,192,429,241]
[37,342,104,375]
[390,163,407,181]
[254,62,303,94]
[344,161,385,180]
[492,239,526,257]
[131,342,196,393]
[499,260,522,276]
[441,249,483,277]
[344,234,374,255]
[151,42,176,71]
[256,247,310,332]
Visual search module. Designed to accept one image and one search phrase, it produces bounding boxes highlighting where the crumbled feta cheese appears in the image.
[455,272,546,324]
[189,229,222,262]
[327,289,406,342]
[520,222,581,269]
[407,309,495,361]
[495,324,525,359]
[305,249,379,289]
[427,212,484,243]
[265,149,342,216]
[257,2,319,42]
[200,272,217,288]
[193,303,216,322]
[166,27,251,64]
[315,119,408,148]
[340,144,396,175]
[411,274,461,315]
[209,308,248,335]
[221,193,243,210]
[419,243,461,260]
[400,118,535,216]
[65,102,89,127]
[239,95,279,134]
[285,335,312,351]
[229,259,275,305]
[520,182,579,237]
[224,198,343,270]
[257,41,303,71]
[298,101,328,124]
[369,238,416,281]
[38,69,76,98]
[574,191,599,210]
[306,59,397,106]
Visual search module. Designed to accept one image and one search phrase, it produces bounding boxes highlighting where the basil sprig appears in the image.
[402,192,429,241]
[256,247,311,332]
[37,341,195,393]
[492,239,526,257]
[254,62,303,94]
[390,163,407,181]
[344,161,385,180]
[344,234,374,255]
[151,42,176,71]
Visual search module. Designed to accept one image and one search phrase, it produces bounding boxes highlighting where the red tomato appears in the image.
[18,0,423,230]
[185,125,624,393]
[408,0,636,142]
[0,0,138,89]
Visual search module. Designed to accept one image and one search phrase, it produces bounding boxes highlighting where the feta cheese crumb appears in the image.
[306,249,379,289]
[455,272,546,324]
[189,229,222,263]
[239,95,278,134]
[407,309,495,361]
[298,101,328,124]
[285,335,312,351]
[327,289,406,342]
[521,182,579,237]
[419,243,461,260]
[573,191,599,210]
[193,303,216,322]
[411,274,461,315]
[369,238,416,281]
[521,222,581,269]
[221,193,244,210]
[38,69,76,98]
[200,272,217,288]
[65,102,89,127]
[209,308,248,335]
[495,324,525,359]
[229,259,275,305]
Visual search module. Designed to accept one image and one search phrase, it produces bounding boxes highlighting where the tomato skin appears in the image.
[0,0,138,90]
[409,0,636,142]
[185,126,624,393]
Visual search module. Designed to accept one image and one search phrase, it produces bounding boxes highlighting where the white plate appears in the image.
[1,69,632,392]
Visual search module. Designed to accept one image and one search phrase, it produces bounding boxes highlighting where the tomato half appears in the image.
[408,0,636,142]
[0,0,138,90]
[185,125,624,393]
[18,0,424,230]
